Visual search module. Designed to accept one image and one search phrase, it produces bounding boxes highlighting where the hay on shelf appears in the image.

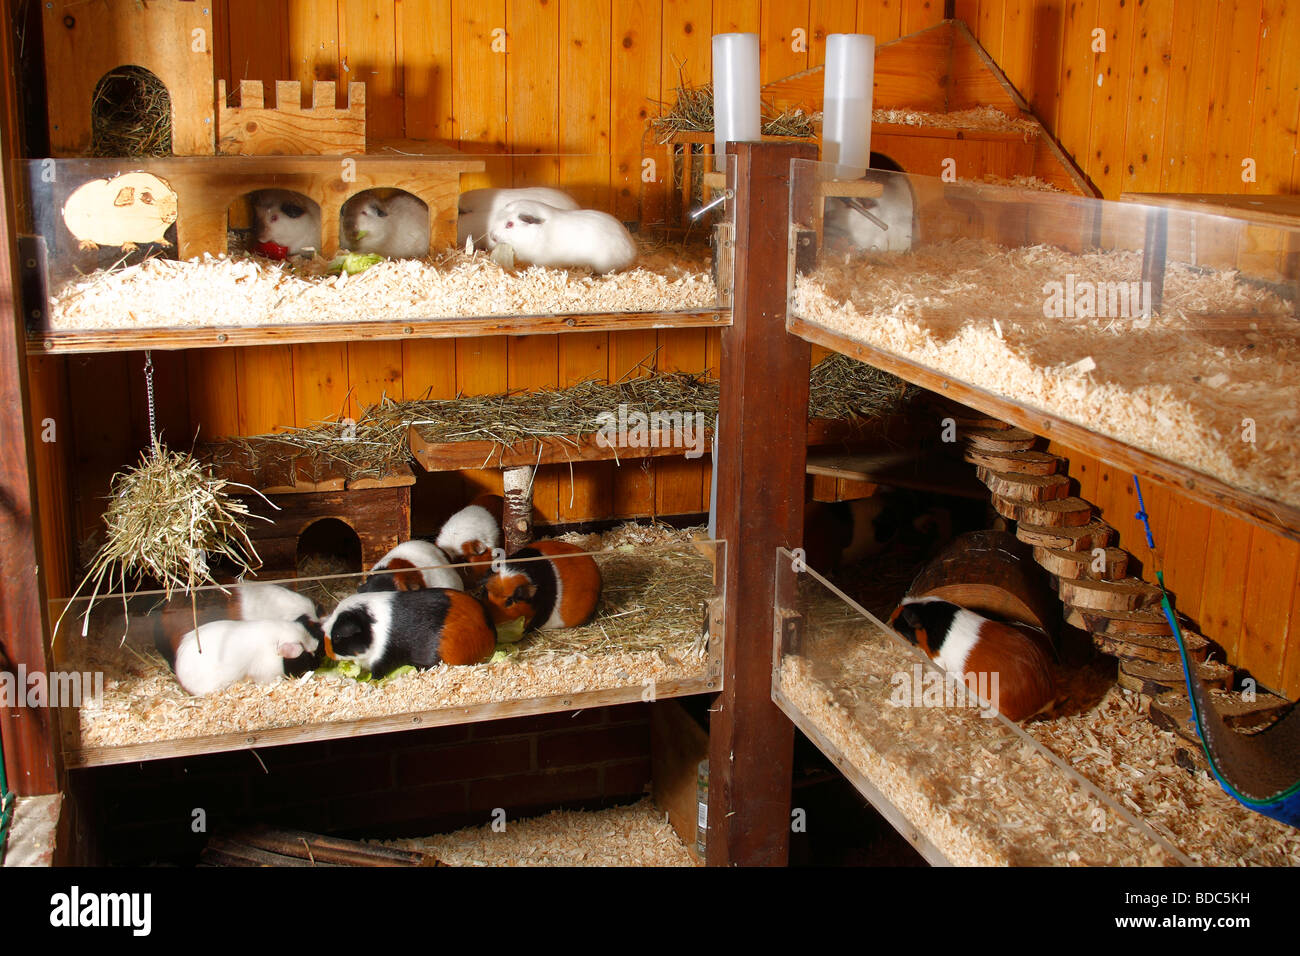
[649,77,817,144]
[212,412,414,486]
[89,66,172,158]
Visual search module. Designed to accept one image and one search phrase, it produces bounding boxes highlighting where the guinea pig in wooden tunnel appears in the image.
[322,588,497,675]
[481,540,602,632]
[888,597,1057,722]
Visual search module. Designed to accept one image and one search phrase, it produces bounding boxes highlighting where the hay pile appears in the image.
[208,414,413,487]
[89,66,172,157]
[650,79,817,143]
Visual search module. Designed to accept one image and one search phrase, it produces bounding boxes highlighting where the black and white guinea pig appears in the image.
[343,191,430,259]
[156,618,323,697]
[823,157,915,254]
[435,497,503,571]
[322,588,496,674]
[487,200,637,274]
[250,189,321,256]
[357,539,463,593]
[802,497,902,573]
[458,186,579,250]
[480,540,602,632]
[887,597,1056,722]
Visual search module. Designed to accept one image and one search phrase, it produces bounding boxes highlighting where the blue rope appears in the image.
[0,722,14,866]
[1132,475,1300,824]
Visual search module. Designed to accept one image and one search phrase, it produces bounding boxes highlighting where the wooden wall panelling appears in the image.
[27,356,73,600]
[1047,0,1099,155]
[1203,0,1266,192]
[128,350,192,449]
[225,0,290,88]
[507,334,561,523]
[398,0,454,141]
[560,0,612,210]
[287,0,343,90]
[456,334,509,506]
[996,0,1031,98]
[1198,507,1254,664]
[613,0,663,225]
[236,346,296,435]
[810,0,857,66]
[1237,527,1298,690]
[1251,0,1300,190]
[655,328,709,516]
[1158,0,1216,193]
[1083,0,1137,199]
[901,0,944,37]
[1283,574,1300,697]
[1119,0,1175,196]
[1162,496,1212,623]
[508,0,561,187]
[292,343,351,425]
[714,0,761,35]
[68,355,134,544]
[402,339,458,401]
[857,0,904,44]
[558,332,615,521]
[610,328,660,517]
[454,0,510,188]
[761,0,810,84]
[339,0,403,141]
[346,341,404,418]
[187,349,242,441]
[976,0,1005,64]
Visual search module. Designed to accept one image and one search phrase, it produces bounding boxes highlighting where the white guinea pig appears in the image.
[823,169,915,253]
[237,581,321,623]
[159,618,323,697]
[488,200,637,274]
[344,191,430,259]
[250,189,321,256]
[358,539,464,593]
[458,187,580,250]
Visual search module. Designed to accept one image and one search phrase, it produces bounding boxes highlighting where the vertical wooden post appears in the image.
[707,141,815,866]
[0,0,62,796]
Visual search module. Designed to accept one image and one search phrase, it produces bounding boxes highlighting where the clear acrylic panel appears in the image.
[48,537,724,765]
[788,158,1300,511]
[18,152,735,337]
[772,547,1191,866]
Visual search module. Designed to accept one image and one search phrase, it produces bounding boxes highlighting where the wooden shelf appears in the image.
[805,448,988,499]
[28,309,732,355]
[789,315,1300,542]
[64,675,719,769]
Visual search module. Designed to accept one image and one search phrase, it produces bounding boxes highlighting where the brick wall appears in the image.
[73,703,653,864]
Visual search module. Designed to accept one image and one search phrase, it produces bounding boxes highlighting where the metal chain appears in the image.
[144,350,157,445]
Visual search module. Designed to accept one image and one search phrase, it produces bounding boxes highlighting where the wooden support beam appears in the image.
[708,140,816,867]
[0,0,61,796]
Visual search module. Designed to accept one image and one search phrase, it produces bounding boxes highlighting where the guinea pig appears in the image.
[237,581,322,624]
[802,496,902,573]
[823,165,915,253]
[481,540,602,632]
[321,588,496,674]
[436,499,503,569]
[156,618,323,697]
[487,200,637,274]
[458,186,579,250]
[250,189,321,257]
[887,597,1056,722]
[343,191,430,259]
[358,539,463,593]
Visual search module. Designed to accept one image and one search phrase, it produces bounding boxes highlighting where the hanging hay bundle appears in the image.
[89,66,173,158]
[62,441,265,638]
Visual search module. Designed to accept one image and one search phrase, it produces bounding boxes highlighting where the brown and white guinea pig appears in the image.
[458,186,579,250]
[487,200,637,274]
[803,497,902,573]
[155,618,323,697]
[321,588,496,674]
[250,189,321,257]
[436,497,504,571]
[358,539,463,594]
[480,540,602,632]
[343,191,429,259]
[887,597,1056,722]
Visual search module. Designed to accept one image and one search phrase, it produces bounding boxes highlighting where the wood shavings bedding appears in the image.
[777,596,1185,866]
[1023,666,1300,866]
[873,105,1041,136]
[63,528,715,752]
[795,238,1300,506]
[45,241,717,331]
[388,798,697,866]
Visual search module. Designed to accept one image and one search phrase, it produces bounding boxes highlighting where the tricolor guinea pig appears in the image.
[802,497,902,573]
[888,597,1056,722]
[436,498,503,569]
[458,186,580,250]
[156,618,323,697]
[321,588,496,674]
[358,539,463,593]
[343,191,430,259]
[250,189,321,257]
[487,200,637,274]
[481,540,602,631]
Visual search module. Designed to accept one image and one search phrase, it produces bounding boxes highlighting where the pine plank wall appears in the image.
[38,1,1300,696]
